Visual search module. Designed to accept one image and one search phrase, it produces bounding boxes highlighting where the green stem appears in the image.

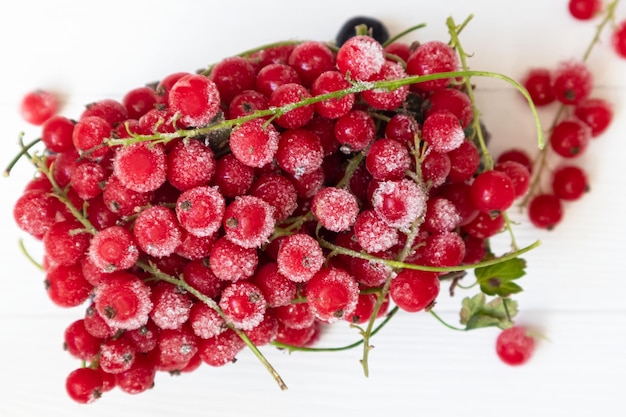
[4,135,41,177]
[136,260,288,391]
[105,69,544,152]
[382,23,427,47]
[319,237,541,273]
[447,15,494,170]
[582,0,621,62]
[18,238,44,270]
[429,310,466,331]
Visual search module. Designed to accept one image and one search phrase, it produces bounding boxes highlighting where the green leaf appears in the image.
[459,293,518,330]
[475,257,526,297]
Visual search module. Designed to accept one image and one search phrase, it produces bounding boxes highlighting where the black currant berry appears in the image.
[336,16,390,46]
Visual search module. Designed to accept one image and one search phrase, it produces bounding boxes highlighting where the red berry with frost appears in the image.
[99,337,137,374]
[153,326,199,372]
[166,139,216,191]
[65,367,103,404]
[189,301,226,339]
[133,206,181,258]
[175,230,216,260]
[574,97,613,137]
[227,89,269,119]
[72,116,111,161]
[334,109,376,152]
[550,119,591,158]
[389,269,440,312]
[311,186,360,232]
[70,162,107,200]
[223,195,276,249]
[422,111,465,153]
[528,193,563,229]
[81,98,128,126]
[182,258,224,300]
[496,326,536,366]
[229,118,280,168]
[102,175,153,217]
[275,321,318,347]
[522,68,555,106]
[421,150,451,188]
[13,190,62,239]
[406,41,459,91]
[551,60,593,105]
[305,266,359,323]
[113,142,166,193]
[88,225,138,272]
[245,312,279,346]
[255,63,301,97]
[93,271,153,330]
[213,153,255,198]
[462,211,505,239]
[41,115,75,153]
[361,60,409,110]
[311,70,355,119]
[420,231,466,267]
[276,233,324,283]
[219,281,266,330]
[426,88,474,128]
[209,237,258,282]
[385,113,419,145]
[84,303,117,339]
[149,281,193,330]
[123,321,159,353]
[208,56,256,104]
[349,254,393,287]
[344,293,377,324]
[552,165,588,201]
[176,185,225,238]
[273,302,316,330]
[63,319,102,361]
[275,128,324,178]
[114,352,156,395]
[336,35,385,81]
[269,83,315,129]
[568,0,602,20]
[168,73,221,127]
[384,41,411,61]
[43,220,91,267]
[252,262,297,308]
[249,173,298,222]
[470,170,516,213]
[354,209,399,253]
[289,167,325,199]
[423,197,462,233]
[288,41,336,87]
[366,138,411,181]
[371,178,427,230]
[20,89,58,125]
[198,329,246,367]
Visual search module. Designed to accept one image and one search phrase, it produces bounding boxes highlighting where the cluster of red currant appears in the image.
[9,15,549,404]
[496,0,622,230]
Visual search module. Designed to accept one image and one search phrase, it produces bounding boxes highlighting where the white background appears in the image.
[1,1,625,416]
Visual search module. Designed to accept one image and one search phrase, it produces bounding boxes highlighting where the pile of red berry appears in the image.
[6,13,578,404]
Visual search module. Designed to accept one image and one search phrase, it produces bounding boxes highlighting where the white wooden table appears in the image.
[1,1,624,416]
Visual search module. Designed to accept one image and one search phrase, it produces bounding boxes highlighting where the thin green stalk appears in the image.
[382,23,427,47]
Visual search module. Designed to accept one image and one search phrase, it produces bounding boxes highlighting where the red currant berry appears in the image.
[198,328,246,367]
[133,206,182,258]
[371,178,427,230]
[168,73,221,127]
[568,0,602,20]
[114,352,156,394]
[550,119,591,158]
[122,86,159,119]
[183,258,224,300]
[311,186,360,232]
[361,60,409,110]
[552,165,588,201]
[43,219,91,266]
[336,35,385,81]
[366,138,411,181]
[522,68,555,106]
[275,128,324,178]
[551,60,593,105]
[425,88,474,128]
[423,197,462,234]
[389,269,440,312]
[227,89,269,120]
[189,301,226,339]
[102,175,153,217]
[252,262,297,308]
[273,302,316,330]
[13,190,62,239]
[406,41,459,92]
[88,225,139,272]
[166,139,216,191]
[99,337,137,374]
[93,271,153,331]
[81,98,128,126]
[496,148,533,174]
[385,113,419,145]
[334,109,376,152]
[113,142,167,193]
[213,153,255,198]
[65,367,103,404]
[470,170,516,213]
[229,118,280,168]
[219,281,267,330]
[20,89,58,125]
[150,281,193,330]
[612,19,626,59]
[311,70,355,119]
[353,209,399,253]
[528,193,563,229]
[421,111,465,153]
[249,173,299,222]
[269,83,315,129]
[494,160,531,198]
[223,195,276,249]
[462,211,505,239]
[209,237,258,282]
[70,161,107,200]
[255,63,301,96]
[447,139,481,183]
[288,41,336,87]
[63,319,102,361]
[421,150,451,188]
[574,97,613,137]
[153,325,199,372]
[72,115,112,161]
[208,56,256,104]
[276,233,324,283]
[41,115,75,152]
[305,266,359,323]
[495,326,536,366]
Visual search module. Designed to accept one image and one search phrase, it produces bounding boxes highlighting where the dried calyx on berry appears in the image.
[7,13,548,403]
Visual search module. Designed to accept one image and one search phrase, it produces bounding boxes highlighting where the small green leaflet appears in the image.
[474,257,526,297]
[459,293,519,330]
